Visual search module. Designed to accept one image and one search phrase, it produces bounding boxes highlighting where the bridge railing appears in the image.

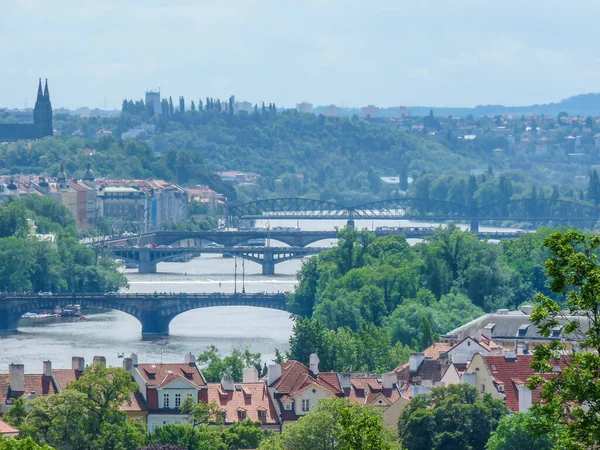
[0,292,288,300]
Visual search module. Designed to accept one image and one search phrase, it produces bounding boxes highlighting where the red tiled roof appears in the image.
[207,382,278,425]
[395,360,447,385]
[136,364,206,388]
[0,419,18,435]
[0,374,58,402]
[484,355,568,412]
[270,361,341,396]
[346,376,400,406]
[52,369,83,390]
[120,391,148,412]
[423,343,453,360]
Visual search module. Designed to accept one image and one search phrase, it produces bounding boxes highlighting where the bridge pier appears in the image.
[470,220,479,233]
[261,249,275,275]
[0,312,20,333]
[138,248,157,274]
[138,312,174,336]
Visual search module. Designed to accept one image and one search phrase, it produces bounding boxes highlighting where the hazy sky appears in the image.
[1,0,599,109]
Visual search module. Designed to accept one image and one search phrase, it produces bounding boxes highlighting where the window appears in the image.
[301,399,310,412]
[187,393,193,398]
[284,402,292,411]
[258,410,267,421]
[163,393,170,408]
[175,393,181,408]
[481,384,486,393]
[238,410,247,419]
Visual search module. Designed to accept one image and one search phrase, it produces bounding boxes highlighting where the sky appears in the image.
[1,0,599,110]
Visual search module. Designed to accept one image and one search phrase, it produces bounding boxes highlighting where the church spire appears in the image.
[37,78,43,100]
[43,79,49,98]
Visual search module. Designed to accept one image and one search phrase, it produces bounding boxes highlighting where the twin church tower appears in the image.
[0,78,53,141]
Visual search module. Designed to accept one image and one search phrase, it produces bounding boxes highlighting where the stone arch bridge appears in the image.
[0,293,288,336]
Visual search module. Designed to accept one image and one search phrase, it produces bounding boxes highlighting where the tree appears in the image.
[528,230,600,449]
[179,396,224,426]
[0,438,54,450]
[196,345,261,382]
[138,446,186,450]
[398,384,507,450]
[19,365,142,450]
[486,413,553,450]
[3,397,27,427]
[258,398,399,450]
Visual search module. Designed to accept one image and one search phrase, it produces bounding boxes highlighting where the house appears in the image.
[125,353,207,432]
[447,336,502,367]
[267,354,342,426]
[463,352,569,412]
[52,357,148,426]
[0,363,59,414]
[0,419,18,438]
[394,352,460,398]
[340,373,408,429]
[443,306,591,354]
[207,368,279,431]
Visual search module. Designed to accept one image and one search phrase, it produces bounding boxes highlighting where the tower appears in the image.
[33,78,53,138]
[57,163,68,191]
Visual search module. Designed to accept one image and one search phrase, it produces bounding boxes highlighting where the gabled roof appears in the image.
[52,369,83,391]
[0,419,18,435]
[136,363,206,388]
[207,382,278,425]
[0,374,58,402]
[422,342,453,359]
[120,391,148,412]
[270,360,341,396]
[395,359,447,385]
[482,354,568,412]
[345,376,401,407]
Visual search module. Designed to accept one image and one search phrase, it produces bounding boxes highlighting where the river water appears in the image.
[0,219,518,372]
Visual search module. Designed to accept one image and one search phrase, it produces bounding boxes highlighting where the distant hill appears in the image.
[315,93,600,118]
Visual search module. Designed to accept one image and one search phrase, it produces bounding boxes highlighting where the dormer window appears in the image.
[258,408,267,421]
[237,409,247,420]
[284,402,292,411]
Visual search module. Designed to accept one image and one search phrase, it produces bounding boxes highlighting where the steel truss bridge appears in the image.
[227,197,600,231]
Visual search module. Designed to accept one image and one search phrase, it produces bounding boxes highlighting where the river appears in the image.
[0,219,518,372]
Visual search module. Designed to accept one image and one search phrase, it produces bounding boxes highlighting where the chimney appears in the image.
[43,360,52,377]
[438,352,451,377]
[123,358,133,372]
[243,367,259,383]
[130,353,138,366]
[72,357,85,371]
[93,356,106,366]
[9,364,25,392]
[409,353,425,373]
[382,372,396,390]
[309,353,320,376]
[517,384,532,412]
[338,373,351,390]
[185,352,196,365]
[221,375,234,391]
[267,364,281,386]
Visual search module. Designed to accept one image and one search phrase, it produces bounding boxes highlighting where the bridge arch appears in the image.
[0,294,289,336]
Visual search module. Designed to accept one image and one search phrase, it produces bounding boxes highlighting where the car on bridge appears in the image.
[38,291,53,296]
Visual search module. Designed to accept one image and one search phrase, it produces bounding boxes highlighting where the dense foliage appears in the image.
[528,230,600,449]
[486,413,554,450]
[258,398,399,450]
[398,384,507,450]
[196,346,262,383]
[0,196,126,293]
[286,226,559,371]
